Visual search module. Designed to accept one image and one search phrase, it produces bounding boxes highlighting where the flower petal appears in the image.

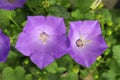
[86,35,108,56]
[70,51,97,67]
[0,0,26,10]
[0,30,10,62]
[70,20,101,39]
[0,45,10,61]
[23,16,45,33]
[53,35,69,58]
[68,20,107,67]
[69,35,107,67]
[15,31,42,56]
[45,16,66,35]
[30,50,55,69]
[16,16,68,69]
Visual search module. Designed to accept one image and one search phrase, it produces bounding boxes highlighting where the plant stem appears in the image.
[10,18,20,29]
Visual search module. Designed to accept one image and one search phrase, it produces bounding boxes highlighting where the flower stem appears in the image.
[10,18,20,29]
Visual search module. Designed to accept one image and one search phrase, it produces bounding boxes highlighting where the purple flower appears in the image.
[15,16,68,69]
[68,20,107,68]
[0,29,10,62]
[0,0,26,10]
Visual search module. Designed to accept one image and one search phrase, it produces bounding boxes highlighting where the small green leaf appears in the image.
[0,10,16,19]
[80,69,89,78]
[45,61,58,74]
[14,66,25,80]
[7,51,18,64]
[2,67,16,80]
[100,9,112,25]
[60,72,78,80]
[68,72,78,80]
[25,74,32,80]
[0,63,6,71]
[57,67,66,73]
[47,73,59,80]
[102,69,116,80]
[0,10,16,26]
[71,9,84,19]
[48,6,71,19]
[112,45,120,64]
[71,0,93,12]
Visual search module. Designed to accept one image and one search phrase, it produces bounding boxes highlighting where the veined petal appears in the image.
[70,20,101,39]
[15,16,68,69]
[68,20,107,68]
[45,16,66,35]
[30,50,55,69]
[23,16,45,32]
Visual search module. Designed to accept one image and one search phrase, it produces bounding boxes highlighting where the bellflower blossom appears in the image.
[0,29,10,62]
[0,0,26,10]
[15,16,68,69]
[68,20,107,67]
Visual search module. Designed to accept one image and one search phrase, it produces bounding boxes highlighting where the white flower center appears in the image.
[40,32,49,45]
[76,39,84,47]
[76,36,91,48]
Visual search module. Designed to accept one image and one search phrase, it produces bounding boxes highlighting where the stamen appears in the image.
[83,40,92,43]
[76,39,84,47]
[40,32,49,45]
[76,36,92,48]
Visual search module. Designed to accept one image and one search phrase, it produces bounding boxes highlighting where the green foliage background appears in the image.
[0,0,120,80]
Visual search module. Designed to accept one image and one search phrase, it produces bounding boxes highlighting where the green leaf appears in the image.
[57,55,73,68]
[8,51,17,59]
[48,6,71,19]
[100,9,112,24]
[49,0,57,5]
[68,72,78,80]
[57,67,66,73]
[0,10,16,26]
[45,61,58,74]
[60,72,78,80]
[102,69,116,80]
[0,10,16,19]
[80,70,89,78]
[26,0,41,9]
[71,9,84,19]
[100,58,120,80]
[47,73,59,80]
[25,74,32,80]
[0,63,6,71]
[14,66,25,80]
[112,45,120,64]
[2,67,16,80]
[70,0,93,12]
[0,73,2,80]
[7,51,18,64]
